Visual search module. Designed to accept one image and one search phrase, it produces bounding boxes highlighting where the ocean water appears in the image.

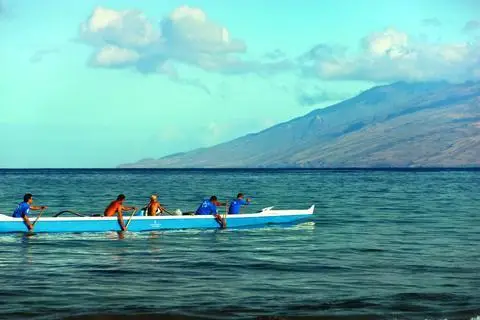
[0,169,478,320]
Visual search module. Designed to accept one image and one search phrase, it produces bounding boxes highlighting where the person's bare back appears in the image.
[104,194,137,231]
[147,195,165,216]
[104,200,122,217]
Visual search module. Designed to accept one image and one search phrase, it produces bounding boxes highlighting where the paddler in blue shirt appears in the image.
[228,193,251,214]
[195,196,225,215]
[12,193,48,231]
[195,195,228,228]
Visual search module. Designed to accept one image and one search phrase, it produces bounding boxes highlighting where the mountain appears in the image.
[119,81,480,168]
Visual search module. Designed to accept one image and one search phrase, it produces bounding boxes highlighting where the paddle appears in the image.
[32,209,45,226]
[28,208,45,232]
[223,200,228,228]
[214,200,227,229]
[161,208,177,215]
[124,208,137,231]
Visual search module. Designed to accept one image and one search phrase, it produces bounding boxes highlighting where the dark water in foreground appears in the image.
[0,169,479,320]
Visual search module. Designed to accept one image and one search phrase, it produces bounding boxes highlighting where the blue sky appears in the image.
[0,0,478,168]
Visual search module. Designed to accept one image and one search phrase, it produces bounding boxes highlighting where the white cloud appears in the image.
[79,7,161,48]
[303,27,480,82]
[90,45,140,67]
[362,28,410,58]
[77,9,479,85]
[162,5,246,55]
[78,6,290,76]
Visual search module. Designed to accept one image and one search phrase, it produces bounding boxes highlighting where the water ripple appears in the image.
[0,169,478,320]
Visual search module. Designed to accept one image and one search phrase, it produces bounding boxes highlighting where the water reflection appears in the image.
[20,234,34,264]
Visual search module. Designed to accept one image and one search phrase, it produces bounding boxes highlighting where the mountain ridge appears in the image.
[119,81,480,168]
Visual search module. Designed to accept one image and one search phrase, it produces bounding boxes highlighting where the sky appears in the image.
[0,0,478,168]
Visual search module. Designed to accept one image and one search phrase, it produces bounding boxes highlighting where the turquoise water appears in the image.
[0,169,479,320]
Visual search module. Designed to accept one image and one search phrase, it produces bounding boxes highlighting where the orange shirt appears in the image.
[104,200,122,217]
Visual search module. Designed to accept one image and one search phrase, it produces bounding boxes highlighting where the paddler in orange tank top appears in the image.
[104,194,137,231]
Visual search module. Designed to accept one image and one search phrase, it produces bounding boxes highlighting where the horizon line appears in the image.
[0,167,479,171]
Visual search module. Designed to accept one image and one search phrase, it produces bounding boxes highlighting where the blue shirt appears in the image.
[195,200,218,215]
[228,198,249,214]
[12,202,30,218]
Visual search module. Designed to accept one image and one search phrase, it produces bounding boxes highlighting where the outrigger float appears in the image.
[0,205,315,233]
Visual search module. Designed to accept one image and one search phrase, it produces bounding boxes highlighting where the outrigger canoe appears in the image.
[0,205,315,234]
